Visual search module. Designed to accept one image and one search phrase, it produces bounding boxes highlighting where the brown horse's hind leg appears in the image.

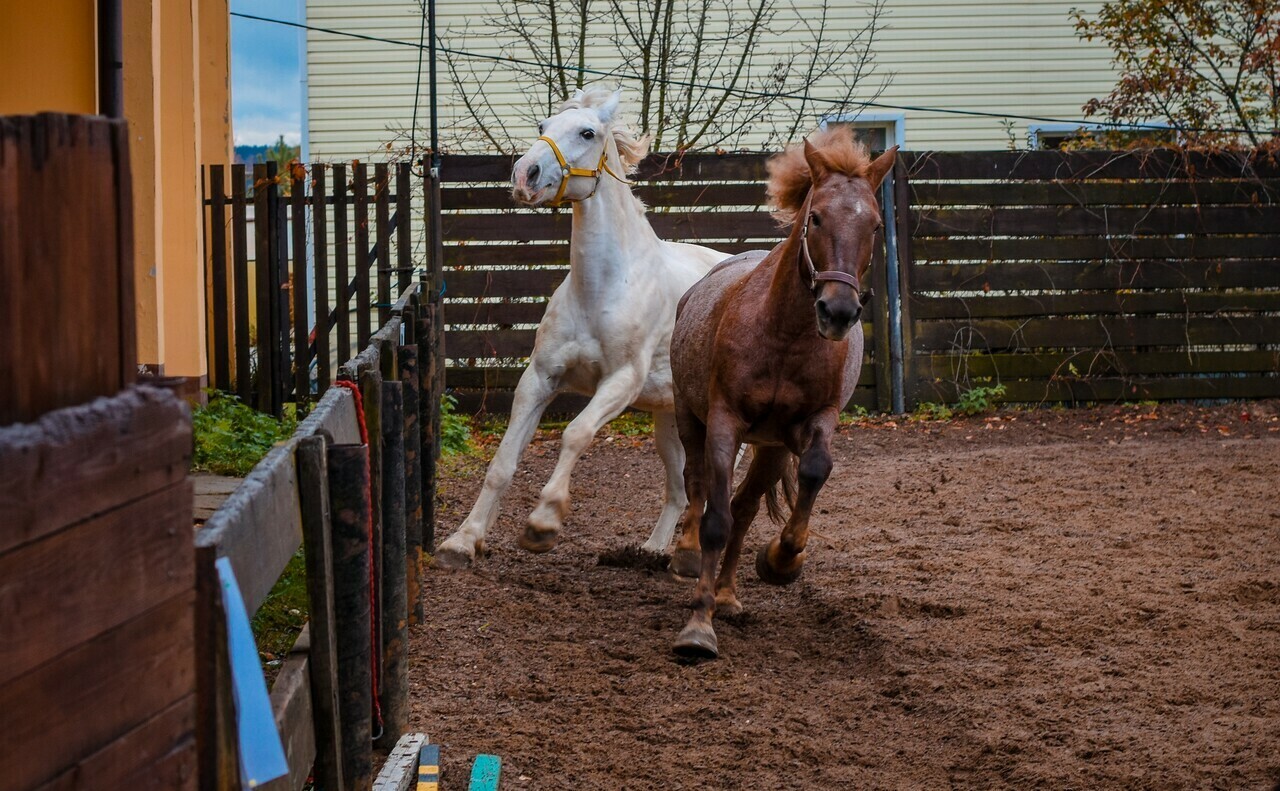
[673,412,741,659]
[757,413,837,586]
[715,445,791,616]
[670,408,706,578]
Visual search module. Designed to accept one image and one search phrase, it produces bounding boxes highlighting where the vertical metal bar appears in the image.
[232,164,251,402]
[892,158,917,412]
[209,165,230,390]
[254,163,273,413]
[354,164,371,349]
[292,166,310,403]
[375,163,391,328]
[395,162,412,295]
[881,171,905,415]
[334,164,350,366]
[314,165,331,393]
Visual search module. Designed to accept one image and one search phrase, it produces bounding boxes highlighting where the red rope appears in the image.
[333,379,383,733]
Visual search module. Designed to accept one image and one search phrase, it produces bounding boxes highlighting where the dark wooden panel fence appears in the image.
[437,152,885,414]
[203,162,421,416]
[897,150,1280,407]
[195,286,439,791]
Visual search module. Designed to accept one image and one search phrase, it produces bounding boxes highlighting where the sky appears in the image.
[230,0,303,147]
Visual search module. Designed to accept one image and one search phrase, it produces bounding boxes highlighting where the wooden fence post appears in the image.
[891,158,917,411]
[195,544,241,791]
[376,381,409,749]
[417,303,437,553]
[297,436,347,791]
[327,443,374,791]
[399,344,424,624]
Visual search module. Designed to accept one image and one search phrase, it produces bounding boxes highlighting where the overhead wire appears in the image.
[230,9,1257,138]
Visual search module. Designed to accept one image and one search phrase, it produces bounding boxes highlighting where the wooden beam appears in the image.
[371,734,428,791]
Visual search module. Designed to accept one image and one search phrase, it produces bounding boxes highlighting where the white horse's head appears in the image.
[511,87,646,206]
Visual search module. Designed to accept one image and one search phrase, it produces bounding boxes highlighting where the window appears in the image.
[1029,122,1176,149]
[819,111,906,151]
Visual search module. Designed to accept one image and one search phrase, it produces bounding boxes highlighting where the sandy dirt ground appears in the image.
[407,402,1280,790]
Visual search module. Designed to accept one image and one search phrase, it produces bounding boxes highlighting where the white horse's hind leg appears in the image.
[521,369,642,552]
[434,364,558,568]
[640,410,687,553]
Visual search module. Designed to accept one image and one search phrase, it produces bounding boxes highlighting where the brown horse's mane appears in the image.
[766,126,872,224]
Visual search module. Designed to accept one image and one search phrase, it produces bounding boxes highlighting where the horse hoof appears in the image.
[715,592,743,617]
[756,545,804,586]
[669,547,701,578]
[432,543,475,570]
[672,622,719,659]
[518,525,559,554]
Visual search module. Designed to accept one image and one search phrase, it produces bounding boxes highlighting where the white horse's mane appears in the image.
[558,86,650,174]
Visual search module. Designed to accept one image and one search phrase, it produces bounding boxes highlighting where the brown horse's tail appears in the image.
[764,454,798,525]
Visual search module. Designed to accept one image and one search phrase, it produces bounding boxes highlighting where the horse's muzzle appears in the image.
[816,295,861,341]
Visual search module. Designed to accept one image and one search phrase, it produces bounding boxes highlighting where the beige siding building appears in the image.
[306,0,1120,160]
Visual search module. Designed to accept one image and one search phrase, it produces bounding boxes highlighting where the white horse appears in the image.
[434,87,730,568]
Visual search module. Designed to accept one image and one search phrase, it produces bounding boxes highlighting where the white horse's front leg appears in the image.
[520,368,643,553]
[640,410,688,553]
[434,363,559,569]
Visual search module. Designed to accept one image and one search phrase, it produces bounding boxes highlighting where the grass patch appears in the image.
[193,391,296,477]
[251,549,309,683]
[440,393,473,455]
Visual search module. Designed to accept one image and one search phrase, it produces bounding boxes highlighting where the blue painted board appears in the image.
[417,743,440,791]
[469,754,501,791]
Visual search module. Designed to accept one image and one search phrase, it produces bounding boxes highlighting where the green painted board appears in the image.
[469,754,501,791]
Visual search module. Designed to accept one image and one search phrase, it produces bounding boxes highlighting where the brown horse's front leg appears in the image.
[670,407,706,578]
[757,412,837,586]
[715,445,791,615]
[673,412,740,659]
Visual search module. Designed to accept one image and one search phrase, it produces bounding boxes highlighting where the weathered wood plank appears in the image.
[296,385,362,445]
[372,734,428,791]
[911,290,1280,319]
[0,386,190,555]
[912,315,1280,352]
[914,234,1278,262]
[443,209,779,243]
[900,149,1280,181]
[909,179,1280,208]
[376,382,409,750]
[0,593,195,791]
[912,204,1280,237]
[0,480,193,688]
[910,258,1280,292]
[195,442,303,616]
[31,696,197,791]
[260,628,317,791]
[912,349,1280,381]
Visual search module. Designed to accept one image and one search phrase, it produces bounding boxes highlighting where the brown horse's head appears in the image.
[767,127,897,341]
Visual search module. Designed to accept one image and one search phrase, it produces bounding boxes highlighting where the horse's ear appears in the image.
[803,138,828,182]
[598,89,623,123]
[865,145,898,191]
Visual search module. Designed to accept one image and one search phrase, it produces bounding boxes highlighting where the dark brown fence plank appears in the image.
[912,205,1280,237]
[254,163,273,413]
[909,179,1280,207]
[912,315,1280,352]
[396,162,412,293]
[334,164,351,366]
[443,301,549,327]
[292,166,310,402]
[914,235,1278,262]
[912,290,1280,319]
[443,182,769,210]
[376,163,392,327]
[901,149,1280,181]
[261,631,316,791]
[314,165,332,393]
[910,258,1280,292]
[444,240,769,268]
[209,165,230,389]
[443,209,779,243]
[355,164,372,349]
[912,349,1280,380]
[232,163,252,402]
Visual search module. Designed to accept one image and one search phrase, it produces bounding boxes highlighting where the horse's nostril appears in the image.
[816,299,832,321]
[851,306,862,322]
[528,163,541,182]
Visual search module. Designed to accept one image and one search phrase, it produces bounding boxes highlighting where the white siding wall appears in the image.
[306,0,1120,161]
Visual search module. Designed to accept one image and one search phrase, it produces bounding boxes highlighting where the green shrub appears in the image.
[440,393,472,456]
[954,384,1006,416]
[192,391,296,477]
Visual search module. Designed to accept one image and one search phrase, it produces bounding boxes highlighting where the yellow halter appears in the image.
[536,134,633,206]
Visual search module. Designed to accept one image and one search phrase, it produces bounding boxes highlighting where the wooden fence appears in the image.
[203,161,420,416]
[899,150,1280,406]
[435,152,889,414]
[195,285,440,791]
[436,149,1280,413]
[1,114,196,790]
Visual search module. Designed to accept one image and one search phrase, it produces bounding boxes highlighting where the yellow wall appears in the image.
[0,0,98,115]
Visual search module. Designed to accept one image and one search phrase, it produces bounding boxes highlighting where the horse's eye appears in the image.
[810,213,821,227]
[581,129,595,140]
[537,123,545,135]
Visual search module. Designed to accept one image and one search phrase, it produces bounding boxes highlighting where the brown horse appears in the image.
[668,127,896,658]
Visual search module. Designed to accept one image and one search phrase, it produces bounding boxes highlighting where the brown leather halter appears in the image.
[797,189,869,300]
[537,134,632,207]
